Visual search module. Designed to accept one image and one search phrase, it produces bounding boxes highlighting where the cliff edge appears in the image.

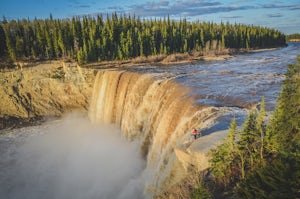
[0,62,95,129]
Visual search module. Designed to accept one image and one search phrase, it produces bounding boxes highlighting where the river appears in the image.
[127,42,300,110]
[0,42,299,199]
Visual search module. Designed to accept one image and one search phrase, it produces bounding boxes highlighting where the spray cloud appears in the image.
[0,114,146,199]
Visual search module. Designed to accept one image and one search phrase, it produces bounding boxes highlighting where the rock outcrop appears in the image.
[0,61,95,129]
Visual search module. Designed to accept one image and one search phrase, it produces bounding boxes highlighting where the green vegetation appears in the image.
[207,56,300,198]
[0,14,286,65]
[191,180,212,199]
[286,33,300,41]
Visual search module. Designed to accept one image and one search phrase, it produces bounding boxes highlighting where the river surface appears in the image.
[0,42,299,199]
[127,42,300,110]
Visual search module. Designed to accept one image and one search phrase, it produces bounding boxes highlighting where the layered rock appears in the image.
[0,62,94,129]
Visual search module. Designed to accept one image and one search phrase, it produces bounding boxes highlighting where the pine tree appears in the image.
[0,14,286,63]
[210,117,238,185]
[208,57,299,198]
[0,23,7,57]
[238,110,259,172]
[236,155,300,199]
[236,56,300,199]
[4,23,17,61]
[256,97,266,161]
[266,57,300,155]
[77,46,87,65]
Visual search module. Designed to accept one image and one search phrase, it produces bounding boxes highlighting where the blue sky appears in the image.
[0,0,299,34]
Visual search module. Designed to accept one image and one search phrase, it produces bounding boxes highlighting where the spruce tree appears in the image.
[77,47,87,65]
[0,13,286,62]
[0,23,7,57]
[238,108,268,172]
[256,97,266,161]
[266,57,300,155]
[210,117,238,185]
[236,56,300,199]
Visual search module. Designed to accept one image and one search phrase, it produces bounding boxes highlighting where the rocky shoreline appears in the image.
[0,116,45,130]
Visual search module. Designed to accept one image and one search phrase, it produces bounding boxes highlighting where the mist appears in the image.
[0,114,146,199]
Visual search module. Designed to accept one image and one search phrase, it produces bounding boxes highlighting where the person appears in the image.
[192,128,198,139]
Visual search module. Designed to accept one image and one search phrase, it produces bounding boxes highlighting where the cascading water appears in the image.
[0,68,233,199]
[2,43,299,199]
[89,70,235,195]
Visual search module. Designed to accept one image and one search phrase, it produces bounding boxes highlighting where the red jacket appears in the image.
[192,129,197,135]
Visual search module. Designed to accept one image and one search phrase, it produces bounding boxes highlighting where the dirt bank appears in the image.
[82,47,282,69]
[82,49,234,69]
[0,61,95,129]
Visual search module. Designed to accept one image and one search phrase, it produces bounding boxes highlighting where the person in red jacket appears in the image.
[192,128,198,139]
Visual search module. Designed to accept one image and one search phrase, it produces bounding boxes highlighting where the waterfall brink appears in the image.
[89,70,229,196]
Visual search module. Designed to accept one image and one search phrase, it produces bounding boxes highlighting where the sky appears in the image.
[0,0,299,34]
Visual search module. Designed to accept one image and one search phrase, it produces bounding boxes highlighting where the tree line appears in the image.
[0,14,286,65]
[286,33,300,41]
[207,56,300,198]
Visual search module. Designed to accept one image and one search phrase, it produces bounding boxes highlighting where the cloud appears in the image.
[108,6,125,11]
[67,0,80,4]
[234,0,254,2]
[221,15,243,19]
[262,3,300,10]
[170,1,222,8]
[77,5,91,8]
[67,0,92,9]
[127,0,254,18]
[289,5,300,10]
[266,13,283,18]
[69,0,300,26]
[115,0,300,20]
[140,0,170,9]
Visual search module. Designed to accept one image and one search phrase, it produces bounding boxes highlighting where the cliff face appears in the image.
[0,62,94,129]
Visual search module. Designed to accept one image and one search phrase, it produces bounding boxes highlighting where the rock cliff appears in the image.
[0,62,95,129]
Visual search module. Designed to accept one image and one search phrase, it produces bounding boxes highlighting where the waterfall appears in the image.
[89,70,231,195]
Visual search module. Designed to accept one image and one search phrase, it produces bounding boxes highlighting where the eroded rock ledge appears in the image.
[0,61,95,130]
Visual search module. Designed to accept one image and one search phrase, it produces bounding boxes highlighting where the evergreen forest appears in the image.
[287,33,300,41]
[207,56,300,199]
[0,14,286,65]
